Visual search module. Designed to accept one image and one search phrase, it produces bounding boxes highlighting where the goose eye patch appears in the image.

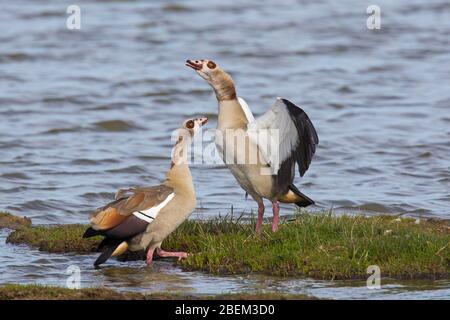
[207,61,216,69]
[186,120,195,129]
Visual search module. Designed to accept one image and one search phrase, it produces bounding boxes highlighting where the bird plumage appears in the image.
[186,59,318,232]
[83,117,208,266]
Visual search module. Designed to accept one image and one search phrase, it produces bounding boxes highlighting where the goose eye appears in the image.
[207,61,216,69]
[186,120,195,129]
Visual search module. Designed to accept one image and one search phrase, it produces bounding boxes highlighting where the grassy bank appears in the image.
[0,284,313,300]
[5,212,450,280]
[167,213,450,279]
[7,223,101,253]
[0,211,31,230]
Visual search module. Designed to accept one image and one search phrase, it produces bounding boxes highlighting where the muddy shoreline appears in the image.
[0,284,315,300]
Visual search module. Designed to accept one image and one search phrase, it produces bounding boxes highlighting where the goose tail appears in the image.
[278,184,315,207]
[94,239,127,267]
[82,227,103,238]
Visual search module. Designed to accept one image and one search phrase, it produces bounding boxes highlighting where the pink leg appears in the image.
[156,248,188,261]
[146,247,155,265]
[255,202,265,234]
[271,201,280,232]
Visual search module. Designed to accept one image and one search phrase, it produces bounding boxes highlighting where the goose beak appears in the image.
[186,59,203,70]
[198,117,208,126]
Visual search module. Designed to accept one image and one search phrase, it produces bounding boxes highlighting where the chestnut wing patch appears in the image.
[90,185,174,230]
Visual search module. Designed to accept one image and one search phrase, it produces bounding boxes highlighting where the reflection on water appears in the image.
[0,0,449,298]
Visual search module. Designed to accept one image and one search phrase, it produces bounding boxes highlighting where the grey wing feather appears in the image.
[248,98,318,193]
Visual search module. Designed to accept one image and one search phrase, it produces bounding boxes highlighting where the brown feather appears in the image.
[89,185,174,231]
[123,192,145,211]
[90,207,128,230]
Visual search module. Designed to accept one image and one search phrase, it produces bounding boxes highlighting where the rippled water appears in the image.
[1,0,449,298]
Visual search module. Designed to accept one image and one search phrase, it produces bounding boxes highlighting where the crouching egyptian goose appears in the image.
[83,117,208,267]
[186,59,319,233]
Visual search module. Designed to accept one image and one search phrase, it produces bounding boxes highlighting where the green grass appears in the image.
[0,211,32,230]
[164,213,450,279]
[6,212,450,280]
[7,224,101,253]
[0,284,314,300]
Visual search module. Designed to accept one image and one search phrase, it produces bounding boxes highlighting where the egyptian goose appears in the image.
[186,59,319,233]
[83,117,208,267]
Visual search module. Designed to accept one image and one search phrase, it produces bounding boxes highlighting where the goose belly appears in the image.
[228,163,273,199]
[215,132,273,200]
[128,195,195,251]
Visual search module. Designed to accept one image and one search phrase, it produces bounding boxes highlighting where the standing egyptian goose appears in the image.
[186,59,319,233]
[83,117,208,267]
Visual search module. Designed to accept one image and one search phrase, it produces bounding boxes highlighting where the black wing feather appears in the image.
[94,238,123,267]
[281,99,319,177]
[275,99,318,193]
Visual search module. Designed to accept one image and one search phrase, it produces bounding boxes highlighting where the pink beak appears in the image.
[197,117,208,126]
[186,59,203,70]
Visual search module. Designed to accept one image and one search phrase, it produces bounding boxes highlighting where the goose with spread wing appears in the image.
[186,59,319,233]
[83,117,208,266]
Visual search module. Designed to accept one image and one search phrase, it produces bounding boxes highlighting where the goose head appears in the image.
[182,116,208,137]
[186,59,236,100]
[185,59,220,83]
[172,117,208,166]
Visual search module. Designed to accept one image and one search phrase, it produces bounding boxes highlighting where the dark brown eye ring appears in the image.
[186,120,195,129]
[207,61,216,69]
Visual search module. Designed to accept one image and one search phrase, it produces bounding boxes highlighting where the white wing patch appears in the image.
[238,97,255,123]
[132,193,175,223]
[247,99,299,173]
[239,96,274,168]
